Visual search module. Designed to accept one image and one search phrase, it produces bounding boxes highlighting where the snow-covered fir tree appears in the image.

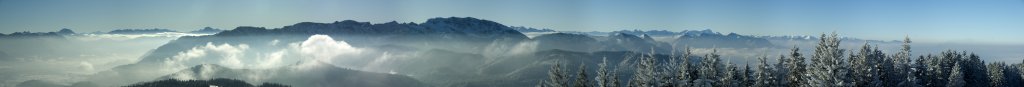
[658,50,679,87]
[536,32,1024,87]
[677,47,694,87]
[753,55,775,87]
[963,53,989,87]
[628,49,658,87]
[1009,63,1024,87]
[988,62,1007,87]
[806,32,851,87]
[610,67,621,87]
[596,58,612,87]
[721,62,740,87]
[693,49,722,87]
[537,80,547,87]
[947,62,965,87]
[547,62,569,87]
[574,63,590,87]
[850,43,883,87]
[894,36,922,87]
[774,54,789,87]
[784,46,806,87]
[743,64,753,87]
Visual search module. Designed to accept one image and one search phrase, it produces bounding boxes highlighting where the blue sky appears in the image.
[1,0,1023,44]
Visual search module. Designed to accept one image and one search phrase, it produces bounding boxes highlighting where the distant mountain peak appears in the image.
[107,28,178,34]
[188,27,224,34]
[57,28,75,35]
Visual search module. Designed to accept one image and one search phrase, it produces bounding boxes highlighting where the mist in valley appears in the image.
[2,0,1024,87]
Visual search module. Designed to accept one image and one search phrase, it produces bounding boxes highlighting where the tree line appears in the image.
[539,32,1024,87]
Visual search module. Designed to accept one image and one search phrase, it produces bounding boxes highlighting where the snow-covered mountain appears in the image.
[74,17,922,87]
[106,28,178,34]
[674,32,774,48]
[510,26,556,33]
[188,27,224,34]
[0,31,67,39]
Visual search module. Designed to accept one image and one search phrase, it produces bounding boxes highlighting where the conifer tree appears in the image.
[547,62,569,87]
[597,58,612,87]
[677,47,694,87]
[574,63,590,87]
[753,55,775,87]
[894,36,922,87]
[721,62,739,87]
[806,32,851,87]
[947,62,965,87]
[784,46,806,87]
[694,49,721,87]
[989,62,1007,87]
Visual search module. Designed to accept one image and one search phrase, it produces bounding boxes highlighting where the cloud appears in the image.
[269,39,280,46]
[362,52,395,72]
[299,35,362,63]
[164,42,249,70]
[79,62,95,72]
[483,40,538,57]
[160,35,365,71]
[255,50,286,69]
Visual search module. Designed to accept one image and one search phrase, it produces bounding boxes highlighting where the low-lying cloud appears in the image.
[299,35,363,64]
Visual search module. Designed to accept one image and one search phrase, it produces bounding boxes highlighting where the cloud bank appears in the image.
[299,35,362,64]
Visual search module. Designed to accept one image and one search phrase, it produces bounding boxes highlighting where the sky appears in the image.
[1,0,1023,44]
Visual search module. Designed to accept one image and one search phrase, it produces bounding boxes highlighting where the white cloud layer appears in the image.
[299,35,362,64]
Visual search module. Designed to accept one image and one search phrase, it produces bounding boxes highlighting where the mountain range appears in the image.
[6,17,905,87]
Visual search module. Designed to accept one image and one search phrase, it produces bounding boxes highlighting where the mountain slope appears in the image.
[124,78,289,87]
[137,17,527,64]
[158,62,427,87]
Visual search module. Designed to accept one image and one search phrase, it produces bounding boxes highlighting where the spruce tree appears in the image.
[806,32,851,87]
[574,63,590,87]
[947,62,965,87]
[989,62,1007,87]
[963,53,989,87]
[611,67,621,87]
[850,43,877,87]
[537,80,547,87]
[677,47,694,86]
[753,55,775,87]
[743,64,753,87]
[894,36,922,87]
[629,49,657,87]
[785,46,806,87]
[774,54,789,87]
[547,62,569,87]
[694,49,721,87]
[597,58,611,87]
[721,62,739,87]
